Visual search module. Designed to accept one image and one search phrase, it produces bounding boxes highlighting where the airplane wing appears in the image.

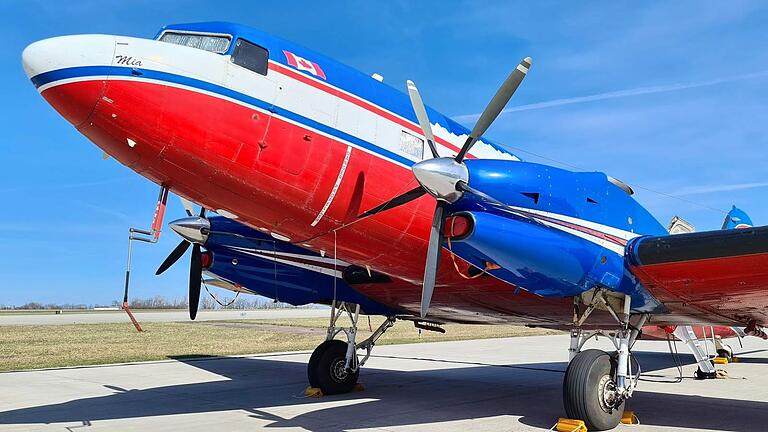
[628,225,768,325]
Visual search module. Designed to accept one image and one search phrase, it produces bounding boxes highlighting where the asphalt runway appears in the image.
[0,308,328,326]
[1,334,767,431]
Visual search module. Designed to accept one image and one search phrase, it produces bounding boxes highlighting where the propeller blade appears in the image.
[456,181,504,206]
[421,201,446,318]
[180,197,195,217]
[155,240,191,275]
[198,206,207,218]
[357,186,426,219]
[455,57,532,162]
[407,80,440,159]
[189,244,203,320]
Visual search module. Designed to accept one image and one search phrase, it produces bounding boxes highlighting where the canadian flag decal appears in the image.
[283,50,327,80]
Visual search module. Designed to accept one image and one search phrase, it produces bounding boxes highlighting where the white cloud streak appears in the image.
[668,181,768,197]
[454,70,768,123]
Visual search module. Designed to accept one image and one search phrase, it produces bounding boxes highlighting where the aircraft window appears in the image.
[400,130,424,159]
[231,39,269,75]
[159,31,231,54]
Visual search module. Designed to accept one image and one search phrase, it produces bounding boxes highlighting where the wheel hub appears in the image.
[330,358,349,383]
[597,374,620,413]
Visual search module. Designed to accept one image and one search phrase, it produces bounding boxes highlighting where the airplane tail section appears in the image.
[722,205,753,229]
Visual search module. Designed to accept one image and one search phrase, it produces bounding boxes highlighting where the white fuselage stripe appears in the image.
[507,205,640,241]
[311,145,352,227]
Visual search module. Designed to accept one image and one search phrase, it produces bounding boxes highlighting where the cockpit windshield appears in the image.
[158,31,231,54]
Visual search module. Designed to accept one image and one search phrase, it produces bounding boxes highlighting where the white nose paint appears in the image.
[21,35,117,82]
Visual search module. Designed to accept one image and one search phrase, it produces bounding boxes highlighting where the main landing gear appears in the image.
[307,302,395,395]
[564,290,649,430]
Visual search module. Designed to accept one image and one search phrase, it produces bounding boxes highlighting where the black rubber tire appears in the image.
[563,349,625,431]
[314,339,359,395]
[307,340,335,388]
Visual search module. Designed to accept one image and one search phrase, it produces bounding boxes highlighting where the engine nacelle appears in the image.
[454,211,626,297]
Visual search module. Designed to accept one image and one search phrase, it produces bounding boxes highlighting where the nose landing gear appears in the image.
[308,339,360,395]
[307,301,396,395]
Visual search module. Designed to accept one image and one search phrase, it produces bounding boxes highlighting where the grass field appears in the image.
[0,318,561,371]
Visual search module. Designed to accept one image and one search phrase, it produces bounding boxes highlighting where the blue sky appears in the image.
[1,1,767,306]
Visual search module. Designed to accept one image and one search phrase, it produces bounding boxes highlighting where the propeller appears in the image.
[179,197,196,217]
[407,80,440,159]
[454,57,532,163]
[156,203,209,320]
[421,201,445,318]
[358,57,532,318]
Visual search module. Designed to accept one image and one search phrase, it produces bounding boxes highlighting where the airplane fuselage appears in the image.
[23,22,669,324]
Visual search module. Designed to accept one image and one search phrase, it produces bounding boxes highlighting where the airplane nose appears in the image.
[22,35,116,127]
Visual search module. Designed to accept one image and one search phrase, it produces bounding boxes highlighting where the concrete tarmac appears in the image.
[0,308,328,326]
[1,334,767,431]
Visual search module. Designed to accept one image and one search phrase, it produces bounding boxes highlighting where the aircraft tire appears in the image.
[563,349,624,431]
[307,340,336,388]
[313,339,359,395]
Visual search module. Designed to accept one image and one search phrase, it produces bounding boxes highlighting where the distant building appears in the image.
[667,216,695,234]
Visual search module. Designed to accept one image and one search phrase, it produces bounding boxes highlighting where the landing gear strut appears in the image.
[564,291,648,430]
[307,301,395,395]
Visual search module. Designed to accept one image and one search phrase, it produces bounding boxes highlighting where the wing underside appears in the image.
[629,226,768,326]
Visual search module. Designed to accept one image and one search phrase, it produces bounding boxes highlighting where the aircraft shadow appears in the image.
[730,348,768,364]
[0,350,766,431]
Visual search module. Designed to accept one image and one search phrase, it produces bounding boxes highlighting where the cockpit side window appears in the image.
[159,31,231,54]
[231,39,269,75]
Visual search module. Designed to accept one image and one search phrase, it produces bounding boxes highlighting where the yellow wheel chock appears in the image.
[303,387,323,398]
[304,383,364,398]
[555,411,638,431]
[555,418,587,432]
[713,356,729,364]
[621,410,640,424]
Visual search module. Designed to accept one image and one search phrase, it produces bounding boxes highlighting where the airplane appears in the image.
[22,21,768,430]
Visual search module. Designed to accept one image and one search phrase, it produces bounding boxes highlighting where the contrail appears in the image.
[669,181,768,197]
[453,69,768,123]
